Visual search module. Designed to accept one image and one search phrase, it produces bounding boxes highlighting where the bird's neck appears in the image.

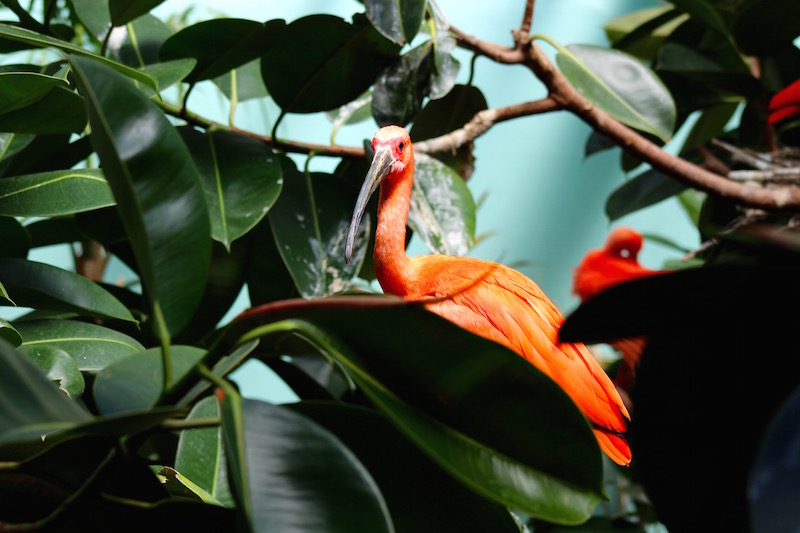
[374,167,414,297]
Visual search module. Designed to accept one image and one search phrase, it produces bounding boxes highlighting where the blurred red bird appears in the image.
[346,125,631,466]
[572,227,666,389]
[768,78,800,124]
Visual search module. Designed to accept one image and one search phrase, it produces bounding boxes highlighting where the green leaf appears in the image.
[0,71,64,114]
[408,153,475,256]
[681,102,739,153]
[268,171,363,298]
[24,344,85,399]
[555,43,676,142]
[0,258,136,322]
[219,393,394,532]
[669,0,733,43]
[212,59,269,102]
[160,19,285,84]
[221,298,606,524]
[372,41,434,127]
[0,317,21,346]
[0,338,90,436]
[245,216,299,306]
[292,402,524,532]
[179,128,282,250]
[158,466,225,505]
[364,0,426,45]
[15,319,145,372]
[108,14,174,67]
[93,345,205,414]
[604,6,686,60]
[108,0,166,28]
[71,0,112,40]
[174,396,233,506]
[0,23,157,92]
[605,167,687,221]
[0,132,35,165]
[0,84,86,134]
[655,42,763,98]
[0,216,29,257]
[69,55,211,338]
[261,14,401,113]
[0,168,114,217]
[139,58,197,98]
[411,84,487,174]
[733,0,800,56]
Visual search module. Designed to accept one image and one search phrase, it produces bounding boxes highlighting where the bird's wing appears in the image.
[414,257,630,430]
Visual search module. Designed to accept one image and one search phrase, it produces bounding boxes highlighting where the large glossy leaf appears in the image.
[0,338,90,436]
[138,58,197,98]
[0,23,157,91]
[108,0,166,28]
[364,0,426,45]
[245,216,299,306]
[0,216,29,257]
[604,6,685,60]
[160,19,285,84]
[71,0,112,40]
[733,0,800,56]
[0,258,135,322]
[219,392,394,533]
[14,319,144,373]
[69,55,211,338]
[655,42,763,98]
[24,344,84,399]
[174,396,233,506]
[268,171,363,298]
[669,0,733,43]
[0,84,86,134]
[0,71,64,114]
[412,84,487,176]
[0,168,114,217]
[556,44,676,142]
[220,297,606,524]
[292,402,523,532]
[260,14,401,113]
[605,168,686,221]
[93,345,205,415]
[372,41,434,127]
[408,153,475,256]
[179,128,282,250]
[108,13,174,67]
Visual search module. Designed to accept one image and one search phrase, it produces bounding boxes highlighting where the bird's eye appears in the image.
[398,142,404,151]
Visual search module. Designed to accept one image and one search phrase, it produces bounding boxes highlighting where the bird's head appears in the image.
[605,227,643,260]
[345,125,413,263]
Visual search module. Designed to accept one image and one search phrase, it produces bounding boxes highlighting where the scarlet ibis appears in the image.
[768,78,800,124]
[572,227,666,390]
[345,125,631,466]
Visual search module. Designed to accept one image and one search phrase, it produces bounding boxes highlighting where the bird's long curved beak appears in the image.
[345,146,394,263]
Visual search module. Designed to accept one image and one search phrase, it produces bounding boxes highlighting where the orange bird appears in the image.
[572,227,666,390]
[345,125,631,466]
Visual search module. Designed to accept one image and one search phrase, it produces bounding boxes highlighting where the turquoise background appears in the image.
[26,1,700,401]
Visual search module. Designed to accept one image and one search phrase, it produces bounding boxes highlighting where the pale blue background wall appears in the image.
[30,1,701,400]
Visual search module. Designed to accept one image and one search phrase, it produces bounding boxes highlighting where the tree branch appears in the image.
[414,98,560,154]
[446,22,800,211]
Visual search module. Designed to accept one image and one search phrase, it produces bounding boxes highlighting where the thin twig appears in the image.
[413,98,561,154]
